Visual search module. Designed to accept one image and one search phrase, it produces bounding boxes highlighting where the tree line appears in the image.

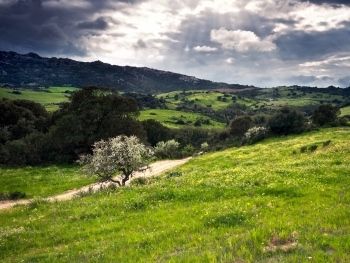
[0,86,348,166]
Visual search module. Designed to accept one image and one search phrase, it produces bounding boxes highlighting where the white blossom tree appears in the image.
[79,135,154,186]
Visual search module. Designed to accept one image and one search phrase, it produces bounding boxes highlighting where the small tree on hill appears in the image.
[312,104,340,126]
[229,115,253,138]
[141,119,171,146]
[79,135,154,186]
[268,106,306,135]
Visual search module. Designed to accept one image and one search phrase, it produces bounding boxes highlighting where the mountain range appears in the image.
[0,51,255,93]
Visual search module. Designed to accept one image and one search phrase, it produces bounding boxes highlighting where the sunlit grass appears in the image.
[45,87,80,93]
[341,105,350,116]
[139,109,225,128]
[157,90,255,110]
[0,127,349,262]
[257,87,344,107]
[0,165,95,199]
[0,87,80,111]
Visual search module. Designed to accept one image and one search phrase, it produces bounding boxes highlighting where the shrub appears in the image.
[338,117,349,126]
[154,139,180,159]
[229,115,253,138]
[268,106,306,135]
[312,104,340,126]
[182,144,195,156]
[141,119,171,146]
[200,142,209,151]
[244,126,269,144]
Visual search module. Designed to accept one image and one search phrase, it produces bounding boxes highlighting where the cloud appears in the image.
[226,58,234,64]
[338,76,350,87]
[299,0,350,5]
[287,75,318,84]
[77,17,109,30]
[210,28,276,52]
[0,0,350,87]
[275,28,350,62]
[0,0,130,56]
[134,39,147,49]
[193,46,217,52]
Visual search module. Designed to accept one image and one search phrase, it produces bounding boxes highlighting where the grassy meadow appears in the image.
[0,87,80,111]
[139,109,225,129]
[256,87,345,107]
[1,127,349,262]
[0,165,95,199]
[158,87,347,111]
[341,105,350,116]
[157,90,255,110]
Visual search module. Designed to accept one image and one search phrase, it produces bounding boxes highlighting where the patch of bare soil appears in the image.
[263,231,299,253]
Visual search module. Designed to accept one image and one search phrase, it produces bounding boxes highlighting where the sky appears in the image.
[1,0,350,88]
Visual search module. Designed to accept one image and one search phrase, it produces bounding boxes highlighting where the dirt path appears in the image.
[0,157,191,211]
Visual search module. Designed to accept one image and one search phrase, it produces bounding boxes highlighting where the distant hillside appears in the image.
[0,51,255,93]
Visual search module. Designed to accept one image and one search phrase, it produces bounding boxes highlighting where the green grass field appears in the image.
[341,106,350,116]
[158,88,346,113]
[1,127,349,262]
[0,87,80,111]
[257,87,344,107]
[0,165,95,199]
[157,90,256,110]
[139,109,225,128]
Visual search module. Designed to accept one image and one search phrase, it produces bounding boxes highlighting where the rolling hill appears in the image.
[0,127,349,262]
[0,51,254,93]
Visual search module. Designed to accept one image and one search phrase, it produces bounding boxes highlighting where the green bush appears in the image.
[154,139,180,159]
[268,106,306,135]
[229,115,253,138]
[244,126,269,144]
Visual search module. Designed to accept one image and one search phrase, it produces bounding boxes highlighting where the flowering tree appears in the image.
[244,126,269,144]
[79,135,154,186]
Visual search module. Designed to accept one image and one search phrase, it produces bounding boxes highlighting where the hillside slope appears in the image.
[0,51,254,93]
[0,127,349,262]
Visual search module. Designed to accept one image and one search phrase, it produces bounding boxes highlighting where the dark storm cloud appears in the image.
[299,0,350,5]
[0,0,134,56]
[77,17,109,30]
[12,0,42,8]
[1,0,349,87]
[275,28,350,61]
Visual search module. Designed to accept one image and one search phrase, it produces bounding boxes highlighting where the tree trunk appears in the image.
[121,172,132,186]
[109,178,121,187]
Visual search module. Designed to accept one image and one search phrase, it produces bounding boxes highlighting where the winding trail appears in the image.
[0,157,191,211]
